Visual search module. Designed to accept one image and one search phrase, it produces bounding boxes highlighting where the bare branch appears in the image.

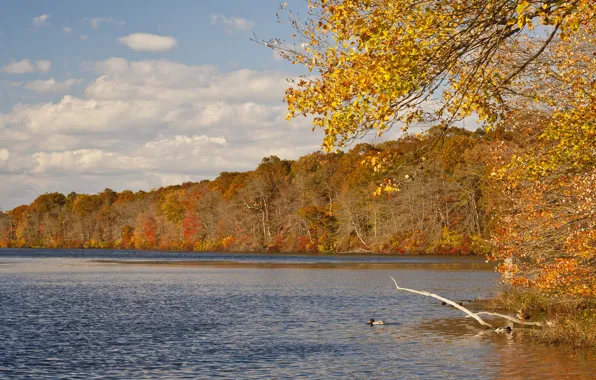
[390,277,494,328]
[472,311,545,326]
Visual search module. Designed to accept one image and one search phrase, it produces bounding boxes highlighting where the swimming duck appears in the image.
[441,301,463,307]
[494,326,512,334]
[368,318,385,325]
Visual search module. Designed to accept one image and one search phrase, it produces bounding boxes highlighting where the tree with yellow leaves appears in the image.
[267,0,593,148]
[264,0,595,297]
[490,26,595,297]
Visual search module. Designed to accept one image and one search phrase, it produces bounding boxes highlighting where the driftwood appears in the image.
[390,277,549,329]
[472,311,544,327]
[390,277,493,328]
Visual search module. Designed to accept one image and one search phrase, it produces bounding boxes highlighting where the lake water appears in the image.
[1,249,594,379]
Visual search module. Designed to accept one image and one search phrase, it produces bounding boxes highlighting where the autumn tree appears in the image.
[0,209,12,247]
[264,0,595,296]
[268,0,593,146]
[489,27,596,297]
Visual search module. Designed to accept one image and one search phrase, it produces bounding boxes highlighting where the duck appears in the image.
[368,318,385,325]
[516,309,531,321]
[441,301,464,307]
[494,326,512,334]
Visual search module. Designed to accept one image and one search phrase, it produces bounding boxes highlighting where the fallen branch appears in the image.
[390,277,494,328]
[471,311,544,326]
[389,278,552,329]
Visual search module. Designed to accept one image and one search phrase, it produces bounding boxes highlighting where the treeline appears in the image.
[0,126,510,254]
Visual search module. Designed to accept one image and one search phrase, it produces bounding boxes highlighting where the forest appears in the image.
[0,125,498,256]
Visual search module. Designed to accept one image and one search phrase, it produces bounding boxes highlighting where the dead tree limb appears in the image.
[390,277,494,328]
[472,311,544,326]
[390,278,551,329]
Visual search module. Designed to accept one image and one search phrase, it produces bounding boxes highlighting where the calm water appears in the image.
[0,249,594,379]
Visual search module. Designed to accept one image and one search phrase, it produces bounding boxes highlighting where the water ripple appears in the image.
[0,250,594,379]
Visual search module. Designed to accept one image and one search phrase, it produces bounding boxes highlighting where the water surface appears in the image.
[1,249,593,379]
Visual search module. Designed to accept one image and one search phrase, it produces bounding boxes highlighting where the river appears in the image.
[0,249,593,379]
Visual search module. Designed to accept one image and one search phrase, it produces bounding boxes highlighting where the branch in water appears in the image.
[390,278,552,329]
[472,311,544,326]
[390,277,493,328]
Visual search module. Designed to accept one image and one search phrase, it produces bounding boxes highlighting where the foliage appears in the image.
[488,287,596,348]
[0,130,498,255]
[261,0,595,298]
[488,26,596,298]
[268,0,594,151]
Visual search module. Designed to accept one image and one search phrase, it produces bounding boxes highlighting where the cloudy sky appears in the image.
[0,0,337,210]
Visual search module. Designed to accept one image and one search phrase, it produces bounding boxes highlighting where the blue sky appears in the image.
[1,0,306,112]
[0,0,299,68]
[1,0,328,210]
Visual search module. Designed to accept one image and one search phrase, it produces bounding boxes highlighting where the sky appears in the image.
[0,0,334,210]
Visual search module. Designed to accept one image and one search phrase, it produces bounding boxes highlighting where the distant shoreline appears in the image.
[89,259,495,270]
[0,247,488,258]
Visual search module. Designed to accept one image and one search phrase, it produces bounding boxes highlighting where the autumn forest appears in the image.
[1,126,497,256]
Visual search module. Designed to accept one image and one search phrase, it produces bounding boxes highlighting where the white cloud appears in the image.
[63,27,72,33]
[2,59,299,136]
[4,95,164,134]
[0,174,54,209]
[0,57,323,209]
[210,14,254,33]
[119,33,177,52]
[24,78,83,93]
[27,131,318,178]
[163,102,286,129]
[33,14,50,27]
[86,58,288,103]
[31,135,228,174]
[80,35,89,41]
[1,59,52,74]
[144,135,227,149]
[85,17,124,30]
[0,127,31,143]
[2,59,36,74]
[32,149,126,174]
[36,60,51,73]
[42,134,81,151]
[0,149,9,164]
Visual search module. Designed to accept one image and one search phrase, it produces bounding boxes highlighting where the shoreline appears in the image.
[88,259,495,270]
[0,247,489,259]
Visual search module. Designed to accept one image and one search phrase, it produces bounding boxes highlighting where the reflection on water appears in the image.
[0,249,593,379]
[422,318,595,379]
[0,248,496,265]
